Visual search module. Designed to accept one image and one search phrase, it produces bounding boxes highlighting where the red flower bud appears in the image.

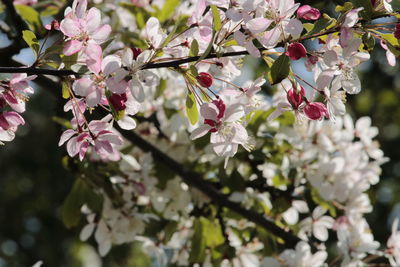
[286,43,307,60]
[109,93,128,111]
[304,102,329,120]
[131,48,143,60]
[297,5,321,20]
[394,27,400,39]
[196,72,213,88]
[287,86,305,109]
[212,98,226,119]
[44,20,60,31]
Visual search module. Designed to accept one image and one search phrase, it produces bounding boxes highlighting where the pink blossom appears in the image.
[286,42,307,60]
[297,5,321,20]
[59,120,123,161]
[0,73,36,113]
[304,102,329,120]
[0,111,25,144]
[190,99,248,160]
[60,0,111,58]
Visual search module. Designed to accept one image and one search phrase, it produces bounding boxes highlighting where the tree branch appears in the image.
[114,125,302,247]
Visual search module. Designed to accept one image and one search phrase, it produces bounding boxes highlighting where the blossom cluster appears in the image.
[4,0,400,265]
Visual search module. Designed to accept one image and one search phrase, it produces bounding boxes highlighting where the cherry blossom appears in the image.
[60,0,111,58]
[190,99,248,161]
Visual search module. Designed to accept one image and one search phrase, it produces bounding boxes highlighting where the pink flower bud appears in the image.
[297,5,321,20]
[287,86,305,109]
[304,102,329,120]
[109,93,128,111]
[196,72,213,88]
[212,98,226,119]
[44,20,60,31]
[131,48,143,60]
[286,43,307,60]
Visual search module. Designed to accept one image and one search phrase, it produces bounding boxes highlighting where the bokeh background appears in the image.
[0,0,400,266]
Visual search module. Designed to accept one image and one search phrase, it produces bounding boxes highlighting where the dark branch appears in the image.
[115,125,302,247]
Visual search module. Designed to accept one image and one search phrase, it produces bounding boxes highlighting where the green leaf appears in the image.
[61,82,70,99]
[189,39,199,57]
[311,188,337,217]
[211,5,221,32]
[351,0,373,21]
[189,65,198,76]
[304,15,336,37]
[362,32,375,51]
[62,179,88,228]
[163,221,179,243]
[189,219,206,263]
[186,91,199,125]
[15,5,43,34]
[201,217,224,247]
[269,54,290,85]
[156,0,180,23]
[22,30,40,58]
[62,179,103,228]
[335,2,354,13]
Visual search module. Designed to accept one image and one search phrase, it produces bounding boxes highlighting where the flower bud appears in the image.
[109,93,128,111]
[131,48,143,60]
[286,43,307,60]
[44,20,60,31]
[304,102,329,120]
[394,24,400,39]
[297,5,321,20]
[287,86,305,109]
[212,98,226,119]
[196,72,213,88]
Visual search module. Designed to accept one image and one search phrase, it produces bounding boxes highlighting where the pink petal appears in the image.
[90,24,111,44]
[59,129,76,146]
[73,77,95,96]
[190,124,212,140]
[60,18,82,37]
[85,43,103,74]
[85,7,101,34]
[246,18,272,34]
[86,88,102,107]
[63,40,83,56]
[200,102,219,121]
[3,112,25,126]
[73,0,87,19]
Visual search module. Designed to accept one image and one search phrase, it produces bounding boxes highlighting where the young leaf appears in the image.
[189,218,206,263]
[304,15,336,37]
[15,5,43,34]
[62,179,88,229]
[22,30,40,58]
[186,91,199,125]
[156,0,180,23]
[269,54,290,85]
[189,39,199,57]
[211,5,222,32]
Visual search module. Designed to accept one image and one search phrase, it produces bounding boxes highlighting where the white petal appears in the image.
[190,124,212,140]
[117,116,136,130]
